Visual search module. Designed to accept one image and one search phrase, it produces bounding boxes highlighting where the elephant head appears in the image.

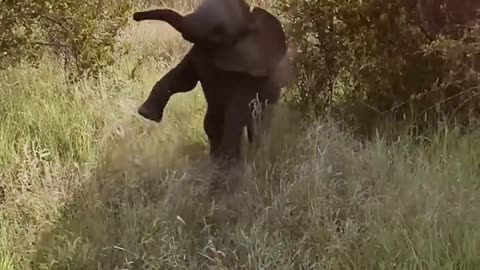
[133,0,288,78]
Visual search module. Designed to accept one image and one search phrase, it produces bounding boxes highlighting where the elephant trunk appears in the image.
[132,9,205,44]
[133,9,184,33]
[180,13,211,44]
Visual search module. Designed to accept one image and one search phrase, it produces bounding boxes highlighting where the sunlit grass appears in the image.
[1,3,479,269]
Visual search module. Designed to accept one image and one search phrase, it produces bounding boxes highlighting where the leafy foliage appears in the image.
[0,0,133,76]
[277,0,479,132]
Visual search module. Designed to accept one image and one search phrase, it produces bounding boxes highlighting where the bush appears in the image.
[276,0,479,133]
[0,0,134,77]
[421,27,480,126]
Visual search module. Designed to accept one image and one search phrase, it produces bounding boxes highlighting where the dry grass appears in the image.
[1,2,480,269]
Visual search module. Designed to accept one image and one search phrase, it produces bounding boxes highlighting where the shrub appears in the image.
[0,0,134,77]
[421,27,480,127]
[276,0,479,133]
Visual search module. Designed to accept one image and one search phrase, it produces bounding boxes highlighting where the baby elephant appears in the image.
[134,0,296,166]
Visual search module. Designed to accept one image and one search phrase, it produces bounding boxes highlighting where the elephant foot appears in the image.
[208,161,244,195]
[138,103,164,122]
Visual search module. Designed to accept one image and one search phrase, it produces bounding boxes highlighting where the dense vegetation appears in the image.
[1,0,478,269]
[277,0,480,134]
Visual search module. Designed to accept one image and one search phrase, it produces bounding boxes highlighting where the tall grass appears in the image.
[1,5,479,270]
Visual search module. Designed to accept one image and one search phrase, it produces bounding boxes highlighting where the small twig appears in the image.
[28,41,70,48]
[368,77,472,115]
[24,12,70,33]
[102,245,139,257]
[419,85,479,115]
[449,86,480,119]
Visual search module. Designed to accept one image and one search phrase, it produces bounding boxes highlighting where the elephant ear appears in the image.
[213,7,287,77]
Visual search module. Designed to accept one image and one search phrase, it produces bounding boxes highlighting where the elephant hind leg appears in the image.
[246,84,281,145]
[245,97,262,145]
[246,115,254,143]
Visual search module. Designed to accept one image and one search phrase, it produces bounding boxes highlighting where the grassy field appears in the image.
[1,7,480,270]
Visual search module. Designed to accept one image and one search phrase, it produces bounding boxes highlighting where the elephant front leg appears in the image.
[203,104,224,157]
[138,49,198,122]
[216,91,257,163]
[206,92,253,193]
